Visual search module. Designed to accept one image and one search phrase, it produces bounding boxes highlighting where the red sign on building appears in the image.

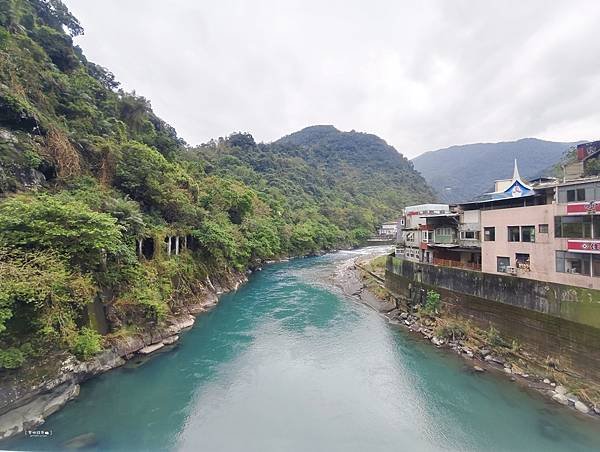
[566,202,600,215]
[567,240,600,253]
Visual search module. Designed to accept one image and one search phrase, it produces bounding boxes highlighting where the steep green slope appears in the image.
[412,138,580,203]
[192,126,434,244]
[275,125,433,215]
[0,2,432,370]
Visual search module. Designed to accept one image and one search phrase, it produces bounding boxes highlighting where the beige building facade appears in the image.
[396,155,600,290]
[481,185,600,289]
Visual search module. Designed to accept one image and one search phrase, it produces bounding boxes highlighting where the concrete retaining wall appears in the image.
[385,255,600,381]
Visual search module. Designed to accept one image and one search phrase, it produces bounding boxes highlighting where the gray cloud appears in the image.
[63,0,600,157]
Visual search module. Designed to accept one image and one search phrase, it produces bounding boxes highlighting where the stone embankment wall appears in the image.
[385,256,600,383]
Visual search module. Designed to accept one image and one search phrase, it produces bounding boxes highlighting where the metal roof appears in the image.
[460,192,539,205]
[419,213,459,218]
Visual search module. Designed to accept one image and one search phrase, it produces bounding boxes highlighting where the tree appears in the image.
[31,0,84,36]
[115,141,198,223]
[226,132,256,150]
[31,25,79,71]
[0,250,93,341]
[192,215,247,268]
[0,194,130,270]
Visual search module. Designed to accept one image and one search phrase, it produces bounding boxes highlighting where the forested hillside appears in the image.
[191,126,433,244]
[413,138,579,202]
[0,1,431,370]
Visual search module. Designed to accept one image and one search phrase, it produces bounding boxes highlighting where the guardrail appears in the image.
[433,258,481,271]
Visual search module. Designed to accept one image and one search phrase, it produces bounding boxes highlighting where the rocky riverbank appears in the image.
[332,255,600,420]
[0,271,248,441]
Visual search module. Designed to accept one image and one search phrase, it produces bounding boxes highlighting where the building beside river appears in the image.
[396,148,600,290]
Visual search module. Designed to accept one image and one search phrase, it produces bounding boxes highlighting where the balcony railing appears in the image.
[433,258,481,271]
[433,234,457,244]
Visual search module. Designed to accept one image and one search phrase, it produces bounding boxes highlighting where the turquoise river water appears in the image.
[7,248,600,451]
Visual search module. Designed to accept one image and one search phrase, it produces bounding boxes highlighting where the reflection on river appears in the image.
[10,248,600,451]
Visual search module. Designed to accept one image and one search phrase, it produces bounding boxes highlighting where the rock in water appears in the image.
[574,401,589,414]
[138,342,164,355]
[554,385,567,395]
[473,365,485,373]
[552,393,569,405]
[63,432,98,449]
[162,335,179,345]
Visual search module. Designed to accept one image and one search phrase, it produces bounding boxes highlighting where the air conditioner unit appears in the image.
[506,266,517,275]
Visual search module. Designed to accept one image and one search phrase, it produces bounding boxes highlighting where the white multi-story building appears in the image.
[396,204,451,263]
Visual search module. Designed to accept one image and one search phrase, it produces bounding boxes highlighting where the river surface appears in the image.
[9,248,600,451]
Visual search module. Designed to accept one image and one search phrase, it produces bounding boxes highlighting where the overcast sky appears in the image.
[63,0,600,158]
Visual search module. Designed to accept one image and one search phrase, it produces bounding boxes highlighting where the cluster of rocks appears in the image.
[548,382,599,415]
[383,307,600,419]
[343,256,600,422]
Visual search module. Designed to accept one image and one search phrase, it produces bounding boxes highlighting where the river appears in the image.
[8,248,600,451]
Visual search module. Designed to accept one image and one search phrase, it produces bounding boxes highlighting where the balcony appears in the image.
[433,234,458,245]
[433,258,481,271]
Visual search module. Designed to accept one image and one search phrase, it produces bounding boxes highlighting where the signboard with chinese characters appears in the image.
[566,201,600,215]
[567,240,600,253]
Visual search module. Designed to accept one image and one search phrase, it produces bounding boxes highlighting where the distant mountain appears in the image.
[412,138,580,203]
[273,125,435,218]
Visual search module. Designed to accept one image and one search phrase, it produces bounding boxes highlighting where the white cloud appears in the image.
[64,0,600,157]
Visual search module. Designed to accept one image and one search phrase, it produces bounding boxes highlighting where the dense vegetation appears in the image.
[551,144,600,178]
[0,0,432,369]
[413,138,579,202]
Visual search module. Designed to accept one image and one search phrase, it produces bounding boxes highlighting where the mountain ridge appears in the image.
[412,137,581,202]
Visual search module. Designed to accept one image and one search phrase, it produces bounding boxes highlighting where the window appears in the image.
[461,231,476,240]
[497,256,510,273]
[508,226,521,242]
[555,216,592,238]
[436,227,452,236]
[484,227,495,241]
[567,189,586,202]
[521,226,535,243]
[516,253,530,270]
[539,224,549,233]
[593,255,600,277]
[556,251,590,275]
[594,217,600,239]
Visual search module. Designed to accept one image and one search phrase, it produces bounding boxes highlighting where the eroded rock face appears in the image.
[162,335,179,345]
[139,343,165,355]
[0,384,80,441]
